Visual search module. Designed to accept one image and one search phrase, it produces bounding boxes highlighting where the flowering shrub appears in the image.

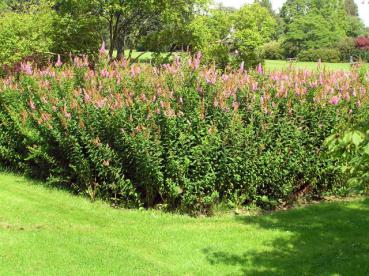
[0,54,368,215]
[355,36,369,51]
[353,36,369,62]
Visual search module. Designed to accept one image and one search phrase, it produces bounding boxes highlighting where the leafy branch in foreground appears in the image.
[326,125,369,194]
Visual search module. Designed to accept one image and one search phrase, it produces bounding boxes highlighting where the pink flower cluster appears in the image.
[3,52,369,124]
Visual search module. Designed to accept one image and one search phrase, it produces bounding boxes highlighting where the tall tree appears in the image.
[343,0,365,37]
[280,0,346,26]
[254,0,273,15]
[214,2,236,12]
[283,13,345,57]
[0,0,54,66]
[233,3,276,67]
[344,0,358,16]
[52,0,103,57]
[279,0,363,56]
[346,15,366,37]
[94,0,208,60]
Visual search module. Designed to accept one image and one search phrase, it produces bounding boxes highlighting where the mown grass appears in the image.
[117,50,369,72]
[1,173,369,275]
[265,59,369,72]
[115,50,170,60]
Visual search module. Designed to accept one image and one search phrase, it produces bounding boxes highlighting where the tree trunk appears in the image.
[109,14,121,60]
[116,36,125,60]
[108,14,114,59]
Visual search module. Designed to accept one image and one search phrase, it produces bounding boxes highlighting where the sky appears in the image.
[216,0,369,26]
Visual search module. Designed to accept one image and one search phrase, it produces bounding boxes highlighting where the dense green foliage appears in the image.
[0,0,367,68]
[0,0,102,71]
[51,0,102,57]
[297,48,341,63]
[188,9,234,68]
[262,40,284,60]
[0,9,53,68]
[278,0,368,61]
[0,55,368,214]
[0,0,207,68]
[1,173,369,275]
[344,0,358,16]
[326,101,369,195]
[334,37,369,63]
[90,0,208,59]
[232,3,276,67]
[282,13,345,58]
[188,3,276,68]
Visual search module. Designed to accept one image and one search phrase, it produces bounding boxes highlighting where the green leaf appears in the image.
[351,131,364,147]
[363,144,369,155]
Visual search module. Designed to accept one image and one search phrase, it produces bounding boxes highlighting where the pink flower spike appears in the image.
[99,41,106,55]
[330,96,340,106]
[222,74,229,81]
[240,61,245,72]
[192,52,202,70]
[131,65,136,77]
[55,54,62,67]
[21,62,33,75]
[257,63,263,75]
[29,100,36,110]
[100,69,109,78]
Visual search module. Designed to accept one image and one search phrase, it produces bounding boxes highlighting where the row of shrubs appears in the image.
[0,55,368,215]
[297,48,369,63]
[263,37,369,63]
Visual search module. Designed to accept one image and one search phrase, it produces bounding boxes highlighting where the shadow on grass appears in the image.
[204,198,369,275]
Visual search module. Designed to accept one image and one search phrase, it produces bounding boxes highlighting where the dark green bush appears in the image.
[335,37,369,63]
[0,11,53,71]
[326,115,369,195]
[262,40,284,60]
[297,48,341,63]
[336,37,356,62]
[351,49,369,62]
[0,3,102,73]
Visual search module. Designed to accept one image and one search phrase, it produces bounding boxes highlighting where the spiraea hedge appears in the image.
[1,54,368,214]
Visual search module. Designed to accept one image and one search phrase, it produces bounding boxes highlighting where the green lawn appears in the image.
[114,50,169,60]
[1,173,369,275]
[115,51,369,72]
[265,59,369,72]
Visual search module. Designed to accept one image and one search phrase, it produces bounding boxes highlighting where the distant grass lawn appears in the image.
[114,50,169,60]
[1,173,369,275]
[265,59,369,72]
[116,51,369,72]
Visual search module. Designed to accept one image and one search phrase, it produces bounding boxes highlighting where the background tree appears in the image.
[93,0,208,60]
[137,0,210,62]
[344,0,358,16]
[279,0,366,58]
[280,0,311,25]
[233,3,276,67]
[0,1,54,69]
[345,16,366,37]
[254,0,273,15]
[213,2,237,12]
[254,0,284,39]
[52,0,103,57]
[183,8,234,68]
[283,13,345,57]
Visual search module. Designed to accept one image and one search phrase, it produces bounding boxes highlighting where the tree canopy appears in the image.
[280,0,366,57]
[90,0,209,59]
[0,0,368,69]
